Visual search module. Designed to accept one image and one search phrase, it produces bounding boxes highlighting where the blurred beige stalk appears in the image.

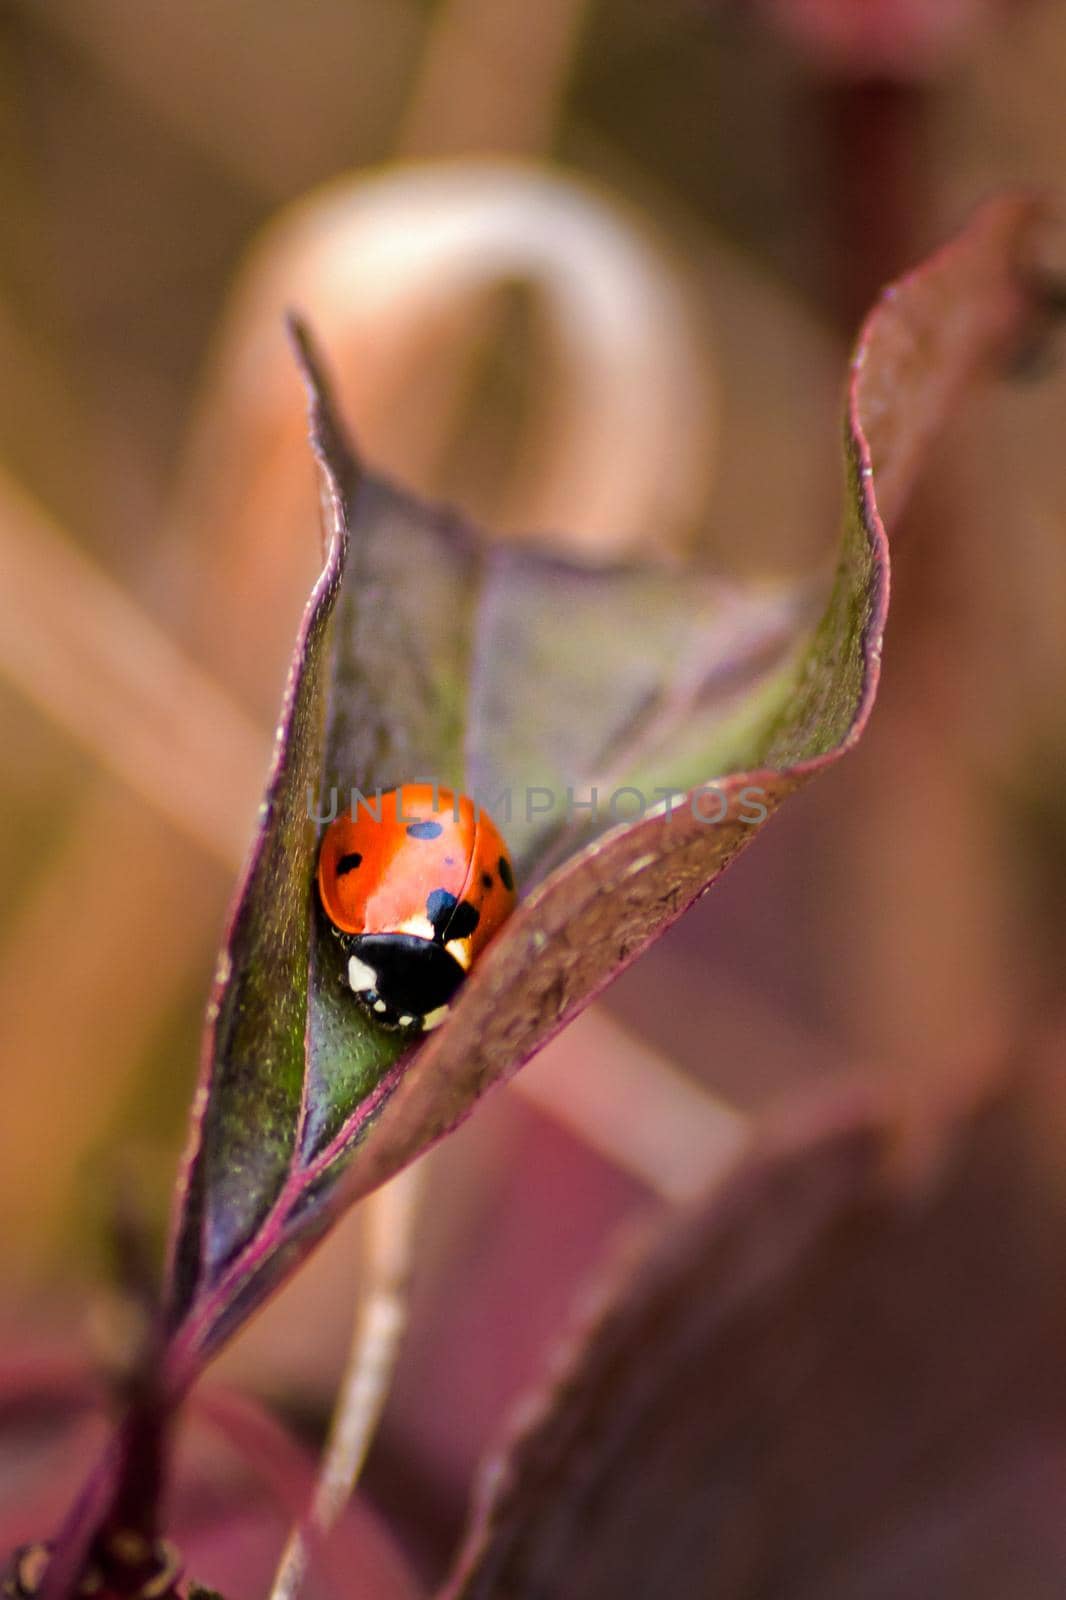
[172,162,717,708]
[399,0,590,156]
[0,161,719,1278]
[0,470,266,1268]
[20,0,426,200]
[270,1163,427,1600]
[0,466,267,868]
[517,1007,748,1204]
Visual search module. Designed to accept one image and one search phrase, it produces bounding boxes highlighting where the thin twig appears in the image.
[268,1164,427,1600]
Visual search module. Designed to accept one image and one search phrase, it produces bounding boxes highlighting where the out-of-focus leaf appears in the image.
[443,1054,1066,1599]
[164,197,1043,1389]
[728,0,1002,79]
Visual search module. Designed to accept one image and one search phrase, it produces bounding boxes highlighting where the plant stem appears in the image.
[269,1164,426,1600]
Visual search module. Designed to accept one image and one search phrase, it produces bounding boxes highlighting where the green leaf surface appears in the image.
[163,197,1044,1388]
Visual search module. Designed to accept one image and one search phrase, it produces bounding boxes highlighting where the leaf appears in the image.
[442,1056,1066,1599]
[163,197,1044,1389]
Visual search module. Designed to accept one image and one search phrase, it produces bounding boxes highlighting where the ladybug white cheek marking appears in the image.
[348,955,378,994]
[421,1004,450,1032]
[396,913,436,942]
[444,936,474,971]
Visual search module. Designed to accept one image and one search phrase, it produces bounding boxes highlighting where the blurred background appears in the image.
[4,0,1066,1588]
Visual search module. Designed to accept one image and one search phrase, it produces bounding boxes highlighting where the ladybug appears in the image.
[317,784,517,1032]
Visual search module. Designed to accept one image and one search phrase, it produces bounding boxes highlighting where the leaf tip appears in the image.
[285,311,362,491]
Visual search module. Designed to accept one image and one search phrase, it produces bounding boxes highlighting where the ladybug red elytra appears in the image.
[317,784,517,1032]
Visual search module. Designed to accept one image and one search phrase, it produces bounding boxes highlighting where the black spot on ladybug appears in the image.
[481,871,493,890]
[336,852,362,875]
[407,819,443,840]
[498,855,515,893]
[426,888,481,943]
[447,900,481,941]
[426,888,457,938]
